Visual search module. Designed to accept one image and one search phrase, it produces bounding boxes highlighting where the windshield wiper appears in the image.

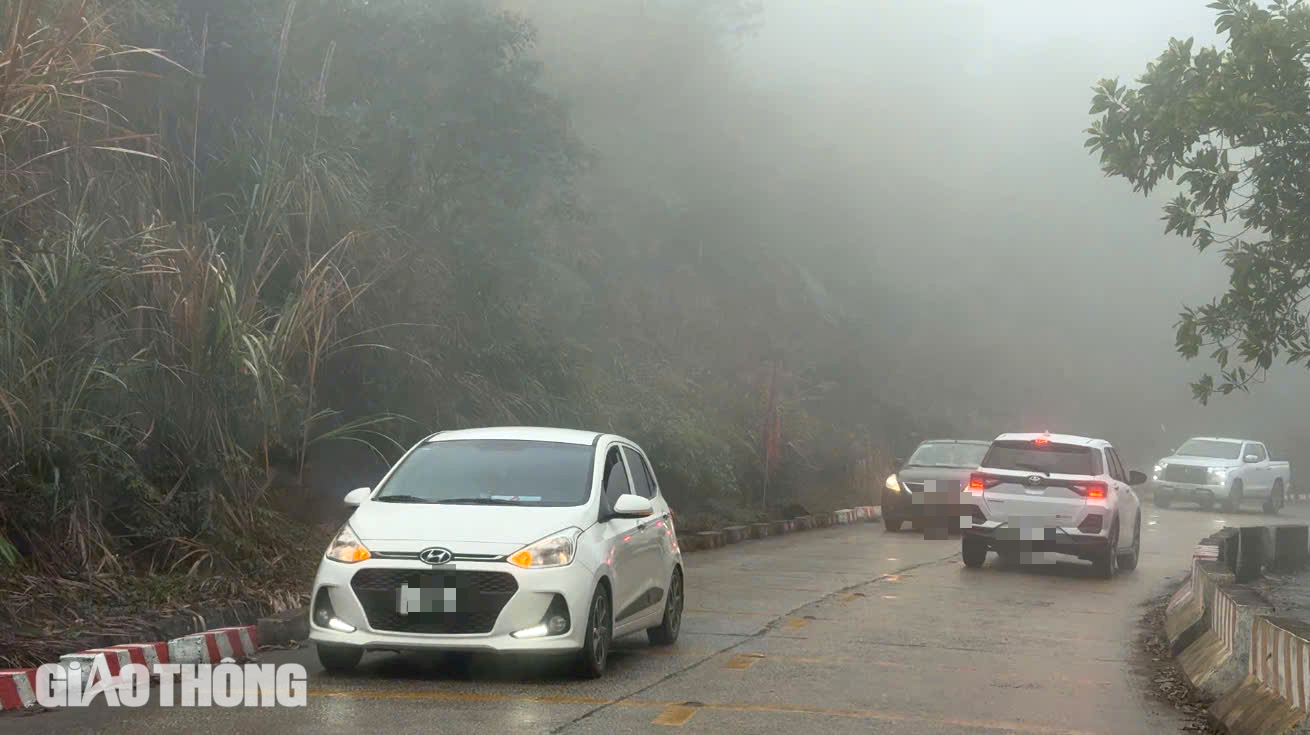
[432,497,521,505]
[374,494,441,504]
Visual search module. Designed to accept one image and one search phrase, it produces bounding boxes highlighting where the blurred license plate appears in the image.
[397,579,456,615]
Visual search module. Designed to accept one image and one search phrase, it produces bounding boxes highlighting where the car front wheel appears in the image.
[576,583,612,679]
[316,643,363,674]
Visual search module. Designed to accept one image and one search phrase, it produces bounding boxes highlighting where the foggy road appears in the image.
[9,503,1306,735]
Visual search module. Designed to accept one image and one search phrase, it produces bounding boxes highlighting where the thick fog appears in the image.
[500,0,1310,469]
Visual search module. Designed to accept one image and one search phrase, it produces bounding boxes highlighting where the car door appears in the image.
[621,445,667,619]
[598,444,646,625]
[1246,442,1272,496]
[1104,446,1137,550]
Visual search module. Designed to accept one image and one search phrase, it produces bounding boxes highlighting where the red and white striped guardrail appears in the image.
[0,625,258,711]
[1250,617,1310,713]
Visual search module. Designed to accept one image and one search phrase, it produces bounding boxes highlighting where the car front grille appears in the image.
[1163,464,1209,484]
[350,568,518,634]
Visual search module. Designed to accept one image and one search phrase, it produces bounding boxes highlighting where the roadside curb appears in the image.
[677,505,880,555]
[0,625,261,712]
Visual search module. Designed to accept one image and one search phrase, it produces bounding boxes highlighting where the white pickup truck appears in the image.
[1152,437,1292,514]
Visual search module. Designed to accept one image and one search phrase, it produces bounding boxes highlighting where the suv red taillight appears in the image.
[968,473,1002,491]
[1070,481,1108,499]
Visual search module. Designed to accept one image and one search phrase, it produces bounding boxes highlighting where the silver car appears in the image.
[960,432,1145,578]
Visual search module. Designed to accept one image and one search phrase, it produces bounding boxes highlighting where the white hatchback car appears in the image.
[308,427,684,678]
[960,432,1145,578]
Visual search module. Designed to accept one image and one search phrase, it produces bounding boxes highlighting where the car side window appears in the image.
[1105,447,1126,482]
[1249,443,1267,461]
[621,447,655,499]
[602,446,631,510]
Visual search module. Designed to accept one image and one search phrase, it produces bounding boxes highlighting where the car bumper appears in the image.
[881,489,964,524]
[962,522,1110,555]
[1154,481,1229,500]
[307,556,601,654]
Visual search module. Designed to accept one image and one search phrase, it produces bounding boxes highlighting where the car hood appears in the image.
[895,466,975,490]
[347,501,591,552]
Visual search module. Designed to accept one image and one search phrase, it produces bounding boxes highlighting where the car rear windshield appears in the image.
[906,442,989,468]
[1176,439,1243,460]
[374,439,593,506]
[981,440,1097,476]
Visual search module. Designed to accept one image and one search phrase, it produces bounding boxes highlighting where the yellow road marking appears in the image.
[723,653,765,670]
[302,690,1104,734]
[786,617,809,630]
[652,704,699,726]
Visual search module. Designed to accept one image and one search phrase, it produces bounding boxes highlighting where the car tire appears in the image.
[1264,481,1285,515]
[962,536,987,568]
[316,643,363,674]
[1153,493,1171,509]
[647,567,684,646]
[1093,521,1119,579]
[575,583,612,679]
[1117,513,1140,572]
[1225,481,1243,513]
[883,517,903,532]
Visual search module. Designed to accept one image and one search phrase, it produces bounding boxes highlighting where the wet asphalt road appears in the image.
[7,501,1309,735]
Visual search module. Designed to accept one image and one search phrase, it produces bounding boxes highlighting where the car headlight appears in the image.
[325,523,371,563]
[885,473,901,492]
[509,528,582,569]
[1208,467,1230,478]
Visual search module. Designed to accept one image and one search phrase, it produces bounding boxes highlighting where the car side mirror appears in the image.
[344,487,371,507]
[612,494,654,519]
[1128,470,1147,486]
[1245,455,1260,464]
[894,457,905,466]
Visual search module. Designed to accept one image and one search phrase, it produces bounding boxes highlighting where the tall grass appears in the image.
[0,0,397,575]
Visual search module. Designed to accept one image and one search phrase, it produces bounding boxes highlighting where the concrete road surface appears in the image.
[8,502,1310,734]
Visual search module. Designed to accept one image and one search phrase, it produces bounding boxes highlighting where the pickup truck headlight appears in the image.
[509,528,582,569]
[1207,467,1231,480]
[885,474,901,492]
[1152,464,1163,479]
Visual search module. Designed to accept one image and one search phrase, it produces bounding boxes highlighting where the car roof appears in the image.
[917,439,991,446]
[1186,436,1248,444]
[425,426,601,446]
[993,432,1109,448]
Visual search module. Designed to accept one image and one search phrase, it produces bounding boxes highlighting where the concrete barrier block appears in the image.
[696,531,725,550]
[749,523,772,539]
[1212,616,1310,735]
[770,520,789,535]
[258,606,309,645]
[722,526,748,544]
[1272,525,1310,573]
[795,516,814,531]
[1237,526,1273,583]
[1180,582,1275,699]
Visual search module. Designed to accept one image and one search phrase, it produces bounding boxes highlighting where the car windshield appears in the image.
[905,442,989,468]
[982,440,1097,476]
[373,439,594,506]
[1175,439,1243,460]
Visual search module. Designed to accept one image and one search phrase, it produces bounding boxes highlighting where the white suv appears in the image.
[308,427,684,678]
[960,432,1145,578]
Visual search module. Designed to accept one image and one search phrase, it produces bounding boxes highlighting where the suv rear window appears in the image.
[982,440,1098,476]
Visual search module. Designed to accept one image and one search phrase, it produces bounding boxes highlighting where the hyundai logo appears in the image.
[418,547,453,565]
[1026,475,1044,487]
